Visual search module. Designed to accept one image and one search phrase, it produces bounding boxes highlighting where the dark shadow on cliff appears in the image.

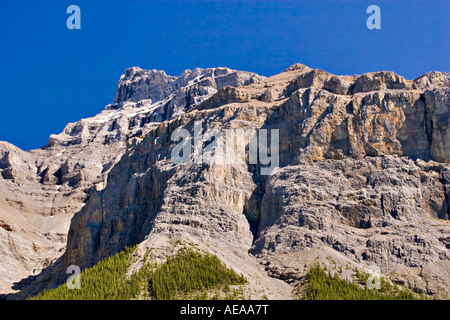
[242,102,297,252]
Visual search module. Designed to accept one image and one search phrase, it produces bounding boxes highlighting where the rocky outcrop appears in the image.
[112,66,263,117]
[253,157,449,261]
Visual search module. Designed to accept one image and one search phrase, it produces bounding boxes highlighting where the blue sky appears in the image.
[0,0,449,151]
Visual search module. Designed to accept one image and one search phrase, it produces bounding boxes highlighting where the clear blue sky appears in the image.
[0,0,449,150]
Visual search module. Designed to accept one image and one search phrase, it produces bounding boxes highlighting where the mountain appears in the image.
[0,67,263,295]
[1,63,449,299]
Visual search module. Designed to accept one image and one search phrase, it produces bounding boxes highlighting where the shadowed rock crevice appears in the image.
[242,164,265,242]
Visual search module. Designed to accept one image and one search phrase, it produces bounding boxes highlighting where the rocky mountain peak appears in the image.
[111,66,264,107]
[283,63,311,73]
[412,71,450,90]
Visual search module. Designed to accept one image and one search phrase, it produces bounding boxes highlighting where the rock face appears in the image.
[1,63,449,299]
[0,67,263,295]
[254,158,449,261]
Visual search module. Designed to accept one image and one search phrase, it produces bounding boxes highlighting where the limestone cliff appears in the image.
[61,64,449,298]
[1,64,449,299]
